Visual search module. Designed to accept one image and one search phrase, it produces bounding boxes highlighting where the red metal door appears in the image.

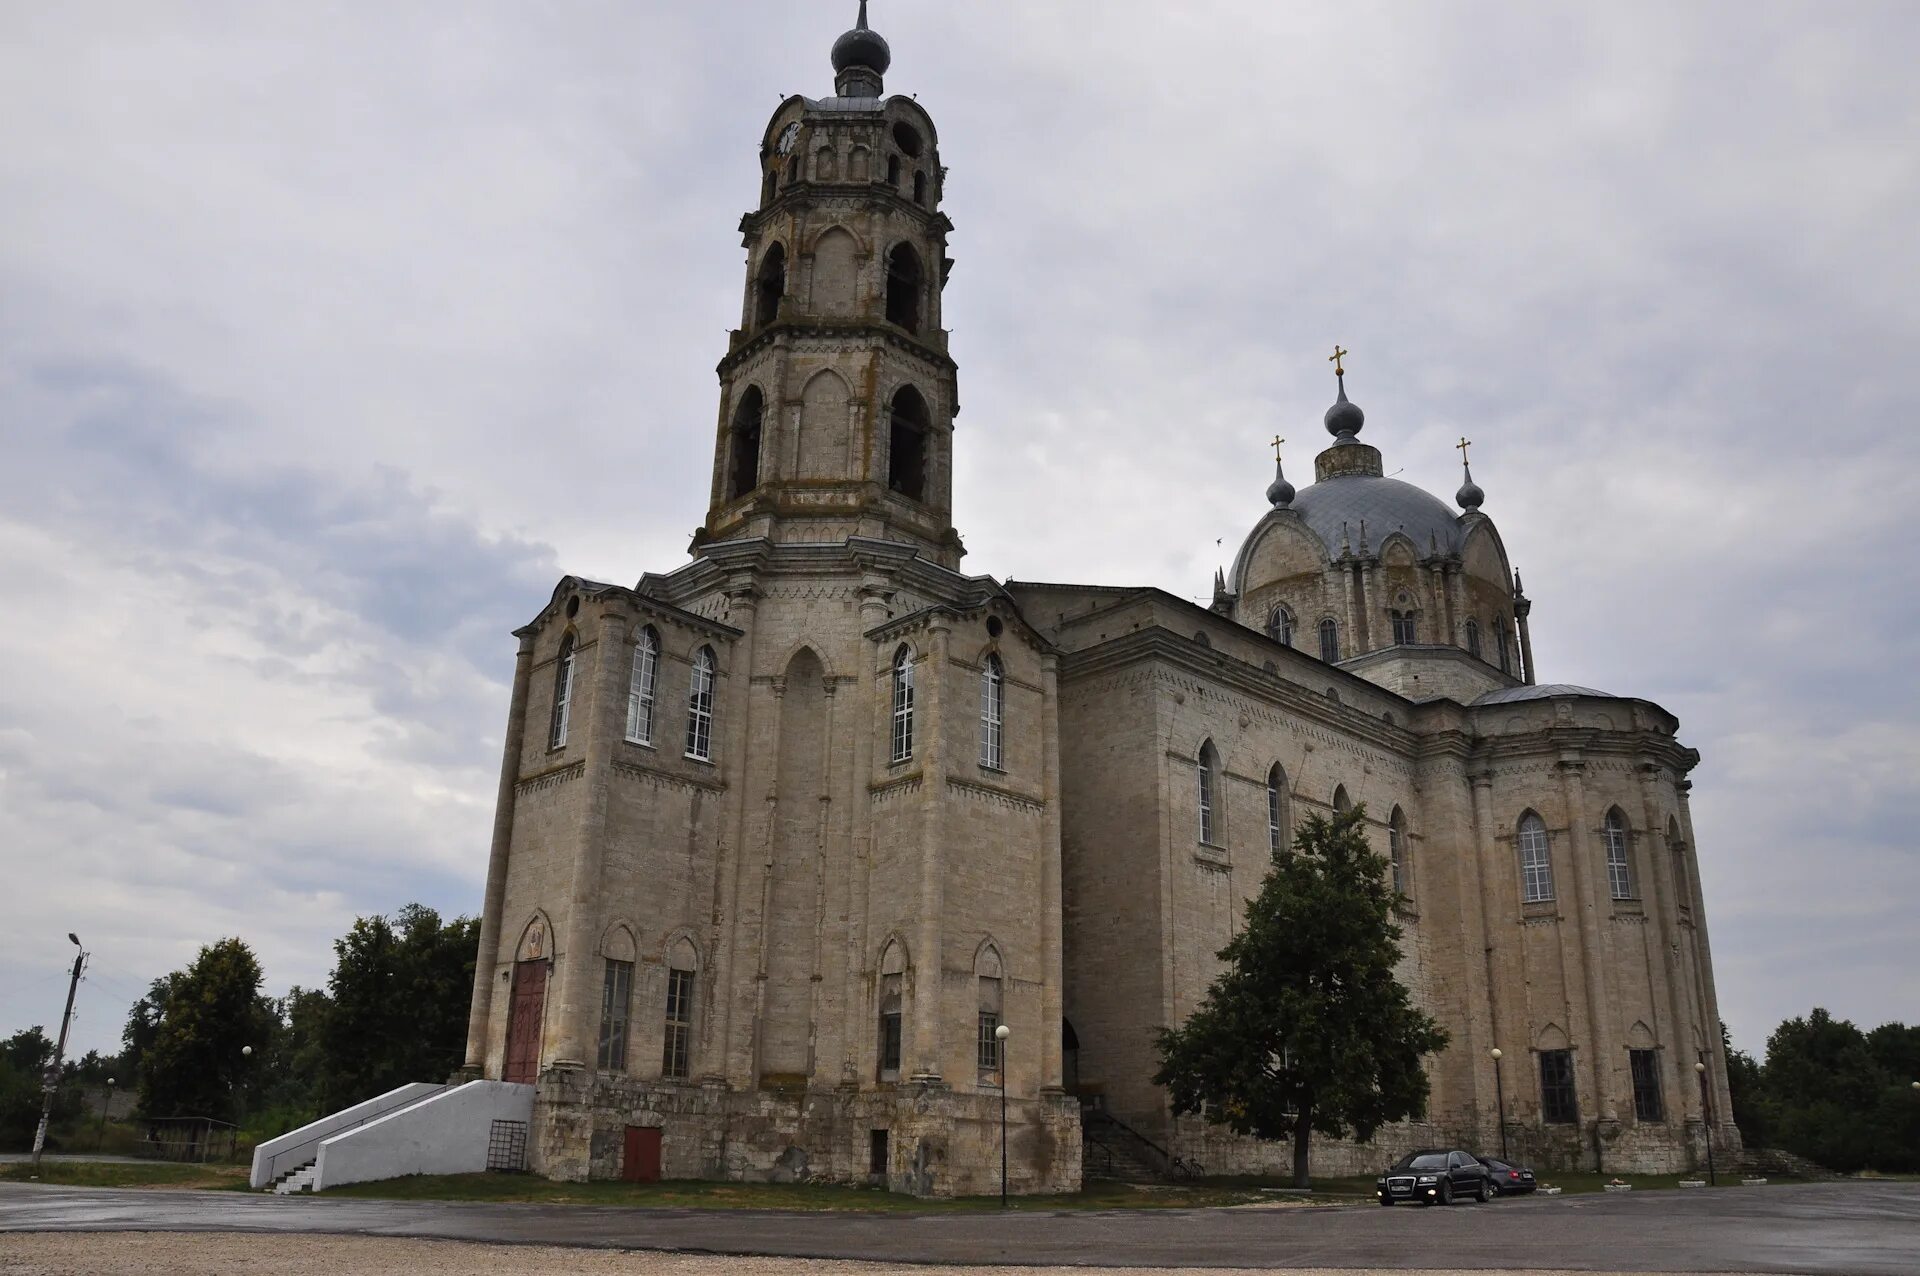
[504,959,547,1084]
[623,1126,661,1182]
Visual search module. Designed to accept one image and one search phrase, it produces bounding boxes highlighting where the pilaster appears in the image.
[465,632,537,1070]
[911,614,951,1082]
[1556,756,1618,1127]
[1038,651,1065,1092]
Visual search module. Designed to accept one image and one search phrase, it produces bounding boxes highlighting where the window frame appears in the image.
[1465,617,1482,660]
[1540,1048,1578,1124]
[1266,766,1285,857]
[662,966,695,1080]
[625,628,659,746]
[1197,742,1219,846]
[890,644,915,764]
[549,632,576,751]
[1629,1047,1664,1122]
[1604,808,1635,900]
[1318,617,1339,663]
[685,646,716,761]
[1391,610,1417,645]
[979,653,1004,770]
[597,958,633,1072]
[1268,606,1294,647]
[1518,812,1555,903]
[1388,808,1411,900]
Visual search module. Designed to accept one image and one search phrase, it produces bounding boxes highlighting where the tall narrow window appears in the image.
[885,244,924,333]
[1197,741,1218,845]
[1318,617,1340,663]
[888,386,930,500]
[1540,1049,1578,1123]
[979,653,1004,769]
[1604,808,1634,900]
[1630,1048,1664,1121]
[1497,620,1512,674]
[597,958,632,1071]
[1518,812,1554,903]
[878,973,903,1080]
[728,387,763,499]
[662,966,695,1079]
[1391,610,1417,645]
[1465,618,1482,659]
[890,645,914,763]
[1389,807,1410,899]
[754,243,786,328]
[548,632,575,750]
[626,628,658,745]
[1266,765,1285,856]
[977,964,1003,1078]
[1268,606,1294,647]
[685,646,715,761]
[1333,784,1352,814]
[913,170,927,205]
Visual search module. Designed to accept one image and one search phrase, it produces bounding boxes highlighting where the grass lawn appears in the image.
[0,1161,250,1191]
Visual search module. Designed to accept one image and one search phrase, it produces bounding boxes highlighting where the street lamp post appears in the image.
[995,1023,1011,1208]
[96,1077,116,1152]
[1489,1048,1509,1161]
[1695,1060,1716,1186]
[29,934,86,1176]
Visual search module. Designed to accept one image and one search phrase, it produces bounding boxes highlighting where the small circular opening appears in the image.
[986,616,1003,638]
[565,596,580,619]
[892,122,924,157]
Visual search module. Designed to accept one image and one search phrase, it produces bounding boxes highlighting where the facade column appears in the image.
[465,632,537,1071]
[1557,756,1619,1128]
[1675,780,1735,1140]
[1338,560,1359,660]
[1358,558,1379,653]
[1468,767,1510,1143]
[551,607,630,1067]
[911,614,951,1081]
[1635,763,1695,1125]
[1447,561,1470,648]
[842,580,890,1083]
[708,586,761,1084]
[1038,651,1065,1093]
[1440,758,1489,1118]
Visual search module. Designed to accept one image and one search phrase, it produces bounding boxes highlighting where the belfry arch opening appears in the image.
[729,387,764,499]
[755,243,787,328]
[885,244,924,333]
[888,386,930,501]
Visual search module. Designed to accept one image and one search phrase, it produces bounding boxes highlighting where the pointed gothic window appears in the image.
[1318,617,1340,663]
[662,944,697,1080]
[885,244,924,334]
[979,653,1004,769]
[626,627,659,745]
[1465,618,1481,660]
[890,645,915,763]
[755,243,786,328]
[1266,764,1286,856]
[548,632,575,750]
[728,388,763,499]
[685,646,715,761]
[1197,741,1219,845]
[1604,807,1635,900]
[888,386,930,500]
[597,958,632,1071]
[1268,605,1294,647]
[1333,784,1352,815]
[1389,807,1410,900]
[1518,811,1554,903]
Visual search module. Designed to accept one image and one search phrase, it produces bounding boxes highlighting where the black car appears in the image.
[1377,1148,1493,1205]
[1477,1154,1537,1195]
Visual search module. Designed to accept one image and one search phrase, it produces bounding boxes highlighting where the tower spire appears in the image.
[1266,436,1295,508]
[1455,435,1484,511]
[832,0,891,96]
[1323,345,1364,440]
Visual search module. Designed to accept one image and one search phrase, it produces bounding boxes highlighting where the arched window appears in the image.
[886,153,901,187]
[1318,617,1340,663]
[755,243,786,328]
[1197,741,1219,845]
[1465,618,1481,660]
[662,937,698,1079]
[979,653,1004,769]
[1391,610,1417,645]
[885,243,924,334]
[890,644,915,763]
[685,646,715,761]
[1332,784,1352,814]
[1388,807,1410,899]
[1518,811,1554,902]
[1266,764,1287,857]
[548,631,575,750]
[877,940,906,1081]
[1497,618,1512,675]
[1604,807,1634,900]
[976,944,1004,1078]
[1268,605,1294,647]
[625,627,659,745]
[913,170,927,205]
[887,386,930,500]
[728,387,763,499]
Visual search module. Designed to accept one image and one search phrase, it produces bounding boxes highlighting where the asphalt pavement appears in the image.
[2,1180,1916,1273]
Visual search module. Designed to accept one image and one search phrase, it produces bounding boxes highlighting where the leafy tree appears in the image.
[137,939,272,1124]
[318,904,478,1110]
[252,985,332,1126]
[1153,806,1448,1187]
[0,1028,80,1148]
[120,972,183,1086]
[1762,1008,1885,1173]
[1722,1021,1772,1149]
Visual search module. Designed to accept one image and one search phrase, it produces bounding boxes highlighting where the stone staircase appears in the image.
[268,1161,318,1194]
[1081,1106,1170,1184]
[1735,1146,1845,1181]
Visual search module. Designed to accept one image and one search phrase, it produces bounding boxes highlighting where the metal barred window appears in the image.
[1518,813,1555,902]
[597,959,632,1071]
[977,1011,1001,1073]
[1391,610,1417,645]
[1630,1048,1664,1121]
[662,968,694,1079]
[625,629,658,745]
[548,633,575,750]
[979,654,1003,769]
[1604,809,1634,900]
[1540,1049,1578,1124]
[685,647,715,760]
[891,645,915,763]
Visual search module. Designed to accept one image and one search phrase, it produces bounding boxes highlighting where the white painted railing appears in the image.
[248,1082,445,1189]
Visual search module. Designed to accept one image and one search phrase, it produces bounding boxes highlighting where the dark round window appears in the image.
[986,616,1003,638]
[892,122,924,157]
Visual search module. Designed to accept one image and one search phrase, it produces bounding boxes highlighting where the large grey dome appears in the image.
[831,4,891,75]
[1289,473,1466,557]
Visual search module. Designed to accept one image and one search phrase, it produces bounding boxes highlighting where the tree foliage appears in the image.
[1153,805,1448,1186]
[136,938,272,1124]
[0,1027,81,1148]
[318,904,478,1110]
[1727,1008,1920,1174]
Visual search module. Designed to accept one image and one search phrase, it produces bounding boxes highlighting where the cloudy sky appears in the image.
[2,1,1915,1067]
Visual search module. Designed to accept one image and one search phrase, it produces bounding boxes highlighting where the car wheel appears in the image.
[1438,1180,1453,1206]
[1474,1178,1489,1203]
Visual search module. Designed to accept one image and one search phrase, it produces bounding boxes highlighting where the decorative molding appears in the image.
[869,772,923,802]
[946,774,1044,813]
[516,760,584,795]
[612,757,727,795]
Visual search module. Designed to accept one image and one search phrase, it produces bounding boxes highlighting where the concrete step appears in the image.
[270,1162,318,1194]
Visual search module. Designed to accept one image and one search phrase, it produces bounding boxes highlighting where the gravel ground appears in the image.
[0,1233,1769,1276]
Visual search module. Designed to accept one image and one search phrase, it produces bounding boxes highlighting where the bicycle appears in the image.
[1168,1155,1205,1182]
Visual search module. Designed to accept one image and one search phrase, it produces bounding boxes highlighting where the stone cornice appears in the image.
[716,317,957,380]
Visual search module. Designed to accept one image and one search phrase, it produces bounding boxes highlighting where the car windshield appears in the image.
[1394,1153,1449,1171]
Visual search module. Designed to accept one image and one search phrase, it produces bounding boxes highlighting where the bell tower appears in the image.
[696,3,963,569]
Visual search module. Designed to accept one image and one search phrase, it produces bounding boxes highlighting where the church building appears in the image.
[458,7,1740,1194]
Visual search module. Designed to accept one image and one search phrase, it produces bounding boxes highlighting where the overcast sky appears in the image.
[3,2,1915,1068]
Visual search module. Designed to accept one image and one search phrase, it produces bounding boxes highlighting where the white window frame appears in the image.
[549,635,575,750]
[1389,811,1410,898]
[1604,810,1634,900]
[1519,813,1554,903]
[979,653,1003,769]
[1267,767,1283,856]
[1465,618,1482,659]
[1198,745,1217,845]
[685,647,715,761]
[890,645,915,764]
[625,629,658,746]
[1268,606,1294,647]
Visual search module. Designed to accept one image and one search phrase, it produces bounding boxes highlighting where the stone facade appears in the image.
[458,12,1738,1194]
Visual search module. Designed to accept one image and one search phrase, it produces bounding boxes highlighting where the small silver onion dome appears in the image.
[831,1,891,75]
[1457,460,1484,511]
[1266,457,1295,507]
[1323,379,1364,439]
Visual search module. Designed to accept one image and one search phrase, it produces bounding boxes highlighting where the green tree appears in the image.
[1723,1021,1772,1149]
[319,904,479,1110]
[137,939,272,1124]
[1153,806,1448,1187]
[1763,1008,1882,1173]
[120,972,183,1087]
[0,1028,79,1148]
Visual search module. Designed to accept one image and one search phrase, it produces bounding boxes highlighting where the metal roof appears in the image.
[1289,474,1467,558]
[1472,683,1616,705]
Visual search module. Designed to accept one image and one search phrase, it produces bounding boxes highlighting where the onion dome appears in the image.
[1457,460,1484,511]
[1323,377,1364,439]
[1266,456,1295,507]
[831,1,891,76]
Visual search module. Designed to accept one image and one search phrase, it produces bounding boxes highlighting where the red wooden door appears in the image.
[623,1126,662,1182]
[504,960,547,1084]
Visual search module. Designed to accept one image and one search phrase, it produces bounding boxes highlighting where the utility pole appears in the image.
[29,934,86,1176]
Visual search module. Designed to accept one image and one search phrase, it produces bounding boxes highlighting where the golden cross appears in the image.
[1271,435,1285,463]
[1456,436,1472,463]
[1329,345,1348,376]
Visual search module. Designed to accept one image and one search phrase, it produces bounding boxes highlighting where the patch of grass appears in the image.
[0,1161,249,1191]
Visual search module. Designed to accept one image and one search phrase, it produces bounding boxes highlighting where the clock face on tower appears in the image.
[775,122,801,156]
